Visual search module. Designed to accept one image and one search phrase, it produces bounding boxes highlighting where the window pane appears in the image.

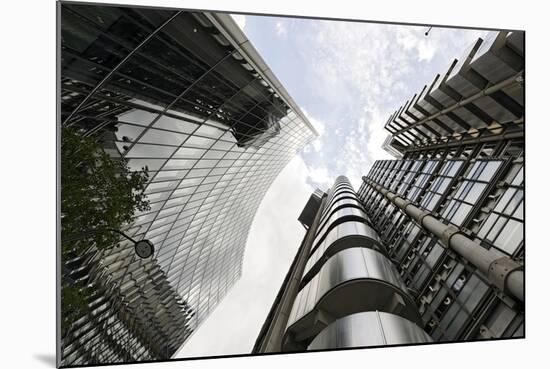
[494,219,523,254]
[487,216,506,242]
[495,188,514,213]
[125,143,177,158]
[504,189,523,215]
[464,182,486,204]
[478,161,501,182]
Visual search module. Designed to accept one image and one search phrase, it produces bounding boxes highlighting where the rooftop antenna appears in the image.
[425,26,433,36]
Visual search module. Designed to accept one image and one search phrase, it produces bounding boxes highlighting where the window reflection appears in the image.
[477,164,524,255]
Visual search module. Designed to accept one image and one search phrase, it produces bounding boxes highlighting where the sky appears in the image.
[176,14,491,358]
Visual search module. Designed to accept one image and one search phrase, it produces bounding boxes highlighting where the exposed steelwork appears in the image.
[257,29,524,352]
[364,178,523,301]
[256,176,429,352]
[384,30,524,154]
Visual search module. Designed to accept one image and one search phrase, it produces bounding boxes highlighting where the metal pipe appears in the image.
[365,179,524,302]
[394,71,524,137]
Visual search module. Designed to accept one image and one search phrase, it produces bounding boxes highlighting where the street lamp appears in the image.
[425,26,433,36]
[63,228,155,259]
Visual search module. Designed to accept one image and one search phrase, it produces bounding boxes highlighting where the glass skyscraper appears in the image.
[255,30,524,352]
[58,3,317,366]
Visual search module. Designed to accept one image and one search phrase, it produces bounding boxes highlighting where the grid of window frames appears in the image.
[476,162,524,256]
[60,3,316,365]
[354,30,524,346]
[418,160,465,212]
[440,159,503,227]
[356,149,523,343]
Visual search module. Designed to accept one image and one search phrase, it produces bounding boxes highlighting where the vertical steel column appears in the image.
[364,178,524,302]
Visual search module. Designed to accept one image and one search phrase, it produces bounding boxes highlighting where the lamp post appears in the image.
[63,228,155,259]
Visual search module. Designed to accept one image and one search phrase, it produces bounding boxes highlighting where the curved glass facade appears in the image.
[59,3,317,365]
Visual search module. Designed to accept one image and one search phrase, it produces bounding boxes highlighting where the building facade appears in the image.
[58,2,317,366]
[254,30,524,352]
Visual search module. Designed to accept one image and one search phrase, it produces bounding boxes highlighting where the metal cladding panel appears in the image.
[286,247,417,333]
[298,190,325,228]
[447,38,486,94]
[315,207,370,243]
[429,60,487,130]
[313,220,374,253]
[506,31,524,56]
[304,221,383,279]
[308,311,432,350]
[470,31,523,84]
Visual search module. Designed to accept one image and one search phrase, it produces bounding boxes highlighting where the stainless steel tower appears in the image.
[255,177,432,352]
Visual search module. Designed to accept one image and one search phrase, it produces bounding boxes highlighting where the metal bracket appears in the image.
[441,224,461,248]
[417,212,433,228]
[488,257,523,292]
[314,309,334,327]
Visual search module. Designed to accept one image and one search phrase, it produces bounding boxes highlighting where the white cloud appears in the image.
[306,165,332,190]
[176,155,313,357]
[231,14,246,30]
[275,21,287,37]
[299,21,490,190]
[302,108,326,154]
[312,139,323,153]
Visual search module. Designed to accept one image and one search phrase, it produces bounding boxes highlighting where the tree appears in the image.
[61,125,151,255]
[60,125,151,338]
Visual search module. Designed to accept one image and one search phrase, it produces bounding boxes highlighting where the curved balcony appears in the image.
[320,195,363,220]
[322,189,357,209]
[332,183,353,193]
[308,311,432,350]
[283,247,419,350]
[320,197,364,223]
[302,222,383,285]
[311,220,381,259]
[316,207,369,243]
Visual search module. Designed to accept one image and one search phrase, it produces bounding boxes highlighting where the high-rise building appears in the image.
[254,30,524,352]
[58,3,317,366]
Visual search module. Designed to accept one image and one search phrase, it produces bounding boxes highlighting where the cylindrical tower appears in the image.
[281,176,431,351]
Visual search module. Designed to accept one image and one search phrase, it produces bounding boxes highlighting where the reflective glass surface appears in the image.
[60,4,316,365]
